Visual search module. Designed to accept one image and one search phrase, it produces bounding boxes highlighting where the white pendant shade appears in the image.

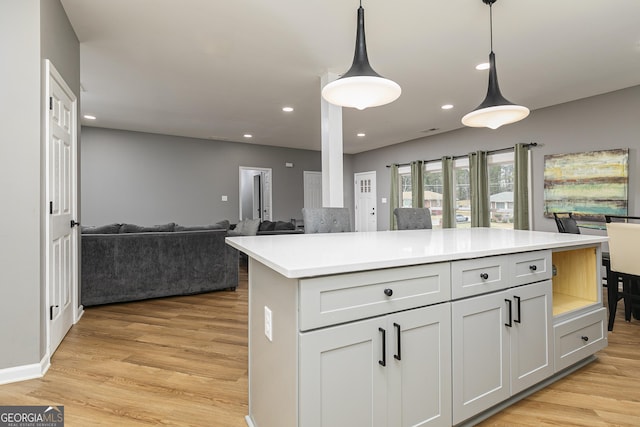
[461,104,529,130]
[322,76,401,110]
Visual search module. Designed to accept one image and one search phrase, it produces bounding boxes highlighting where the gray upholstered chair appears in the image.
[394,208,433,230]
[302,208,351,233]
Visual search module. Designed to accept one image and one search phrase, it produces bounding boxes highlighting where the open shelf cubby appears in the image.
[552,247,599,316]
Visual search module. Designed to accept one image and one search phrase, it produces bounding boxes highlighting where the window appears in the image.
[424,161,443,229]
[488,152,514,229]
[454,158,471,229]
[398,165,412,207]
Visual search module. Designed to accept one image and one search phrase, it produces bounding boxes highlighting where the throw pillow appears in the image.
[229,219,260,236]
[81,223,121,234]
[120,223,175,233]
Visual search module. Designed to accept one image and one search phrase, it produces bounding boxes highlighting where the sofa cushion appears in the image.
[259,220,276,232]
[274,221,295,230]
[81,223,121,234]
[175,220,230,231]
[228,219,260,236]
[120,222,175,233]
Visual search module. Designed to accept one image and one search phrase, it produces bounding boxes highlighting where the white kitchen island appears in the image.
[226,228,608,427]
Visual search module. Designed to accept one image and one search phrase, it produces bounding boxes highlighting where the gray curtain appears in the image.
[514,143,530,230]
[411,160,424,208]
[390,164,399,230]
[469,151,490,227]
[441,156,456,228]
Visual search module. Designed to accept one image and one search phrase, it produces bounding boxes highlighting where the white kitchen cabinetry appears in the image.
[300,299,452,427]
[228,229,607,427]
[452,280,553,424]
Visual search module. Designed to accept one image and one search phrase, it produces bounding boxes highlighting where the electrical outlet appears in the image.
[264,306,273,342]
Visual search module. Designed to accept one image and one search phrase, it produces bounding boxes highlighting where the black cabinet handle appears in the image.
[384,288,393,297]
[379,327,386,366]
[393,323,401,361]
[514,296,521,323]
[505,299,513,327]
[480,272,489,280]
[529,264,537,271]
[581,336,589,342]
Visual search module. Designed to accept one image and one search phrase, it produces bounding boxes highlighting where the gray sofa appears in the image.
[81,224,238,306]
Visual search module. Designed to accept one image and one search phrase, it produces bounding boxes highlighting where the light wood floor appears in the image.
[1,262,639,426]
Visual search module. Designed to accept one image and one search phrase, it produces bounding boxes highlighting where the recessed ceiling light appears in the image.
[475,62,490,71]
[357,133,366,137]
[243,134,252,138]
[282,106,294,112]
[441,104,454,110]
[83,115,97,120]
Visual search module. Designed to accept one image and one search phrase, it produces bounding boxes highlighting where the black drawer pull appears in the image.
[384,288,393,297]
[379,327,386,366]
[581,336,589,342]
[529,264,537,271]
[480,272,489,280]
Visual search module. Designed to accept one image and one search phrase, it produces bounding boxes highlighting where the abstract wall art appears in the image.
[544,148,628,220]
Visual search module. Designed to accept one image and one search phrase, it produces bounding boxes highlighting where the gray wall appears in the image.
[0,0,79,371]
[351,85,640,233]
[80,127,326,226]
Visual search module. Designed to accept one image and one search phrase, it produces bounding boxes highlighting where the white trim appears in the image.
[0,355,50,385]
[239,166,273,221]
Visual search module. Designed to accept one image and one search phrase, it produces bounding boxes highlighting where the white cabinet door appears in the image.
[299,317,388,427]
[452,290,510,425]
[388,304,451,427]
[509,280,554,394]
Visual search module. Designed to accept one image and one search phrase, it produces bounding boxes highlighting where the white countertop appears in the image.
[226,228,607,279]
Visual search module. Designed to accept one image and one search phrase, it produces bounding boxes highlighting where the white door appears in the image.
[304,171,322,208]
[261,171,271,221]
[46,60,78,355]
[354,171,377,232]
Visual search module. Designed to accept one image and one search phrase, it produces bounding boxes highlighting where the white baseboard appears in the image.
[0,354,49,385]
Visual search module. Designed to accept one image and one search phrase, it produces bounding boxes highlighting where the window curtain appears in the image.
[411,160,424,208]
[441,156,456,229]
[390,164,399,230]
[514,143,530,230]
[469,151,490,227]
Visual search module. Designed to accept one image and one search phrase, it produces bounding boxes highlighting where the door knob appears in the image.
[70,220,80,227]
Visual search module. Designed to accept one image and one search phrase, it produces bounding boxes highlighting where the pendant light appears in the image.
[321,1,401,110]
[462,0,529,129]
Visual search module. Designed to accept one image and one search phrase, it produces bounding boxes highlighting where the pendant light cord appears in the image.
[489,1,493,52]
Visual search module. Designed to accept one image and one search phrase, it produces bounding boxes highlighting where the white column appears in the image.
[320,72,344,208]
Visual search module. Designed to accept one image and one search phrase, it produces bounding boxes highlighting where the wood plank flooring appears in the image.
[1,261,639,426]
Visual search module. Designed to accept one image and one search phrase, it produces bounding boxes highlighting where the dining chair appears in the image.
[302,208,351,233]
[553,212,581,234]
[394,208,433,230]
[605,215,640,328]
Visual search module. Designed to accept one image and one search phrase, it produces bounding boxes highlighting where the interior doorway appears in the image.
[239,167,272,221]
[354,171,377,232]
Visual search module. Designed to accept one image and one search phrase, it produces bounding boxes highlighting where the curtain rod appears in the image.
[385,142,538,168]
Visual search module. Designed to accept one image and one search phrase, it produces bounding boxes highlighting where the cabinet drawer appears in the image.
[299,263,450,331]
[451,256,508,299]
[554,307,607,371]
[510,250,552,286]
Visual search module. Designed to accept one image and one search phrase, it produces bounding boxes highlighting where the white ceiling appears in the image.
[60,0,640,154]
